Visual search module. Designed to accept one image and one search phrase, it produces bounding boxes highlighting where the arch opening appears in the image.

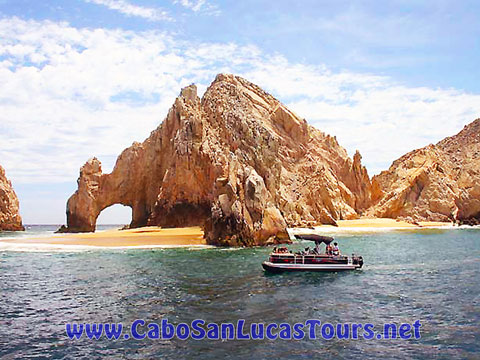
[96,204,132,230]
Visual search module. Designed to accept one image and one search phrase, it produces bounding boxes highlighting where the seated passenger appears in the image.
[326,244,333,255]
[332,242,340,256]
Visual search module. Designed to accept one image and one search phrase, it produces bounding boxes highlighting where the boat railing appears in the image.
[269,252,349,264]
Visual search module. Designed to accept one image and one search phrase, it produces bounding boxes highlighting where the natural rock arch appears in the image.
[64,157,150,232]
[61,74,373,245]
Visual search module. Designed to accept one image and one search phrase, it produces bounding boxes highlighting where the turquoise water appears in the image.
[0,228,479,359]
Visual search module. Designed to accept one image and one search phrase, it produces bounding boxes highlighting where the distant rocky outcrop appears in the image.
[367,119,480,224]
[62,74,371,245]
[0,165,24,231]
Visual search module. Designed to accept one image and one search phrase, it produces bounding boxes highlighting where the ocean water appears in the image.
[0,228,479,359]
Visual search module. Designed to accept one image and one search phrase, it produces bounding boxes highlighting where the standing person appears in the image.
[332,242,340,256]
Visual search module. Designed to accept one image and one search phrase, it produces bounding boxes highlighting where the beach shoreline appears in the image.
[1,226,206,248]
[318,218,452,228]
[0,218,458,249]
[305,218,454,234]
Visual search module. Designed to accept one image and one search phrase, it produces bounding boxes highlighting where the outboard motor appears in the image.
[352,254,364,269]
[358,256,364,268]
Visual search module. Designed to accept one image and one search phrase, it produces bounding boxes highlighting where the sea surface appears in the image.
[0,226,479,359]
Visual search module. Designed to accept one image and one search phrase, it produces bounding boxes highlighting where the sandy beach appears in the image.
[2,226,206,247]
[289,218,453,235]
[319,218,452,228]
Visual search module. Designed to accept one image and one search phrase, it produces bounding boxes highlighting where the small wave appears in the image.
[455,224,480,229]
[214,247,252,251]
[0,242,98,253]
[0,242,215,253]
[0,232,60,241]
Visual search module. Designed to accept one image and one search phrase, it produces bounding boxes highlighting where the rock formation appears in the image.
[367,119,480,224]
[0,165,24,231]
[62,74,371,245]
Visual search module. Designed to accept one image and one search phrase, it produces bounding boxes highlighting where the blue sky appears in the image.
[0,0,479,224]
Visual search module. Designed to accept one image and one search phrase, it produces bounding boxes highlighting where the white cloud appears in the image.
[174,0,220,15]
[0,15,479,195]
[85,0,172,21]
[175,0,204,12]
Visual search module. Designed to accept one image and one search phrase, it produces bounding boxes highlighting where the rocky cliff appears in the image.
[0,165,24,231]
[62,74,371,245]
[367,119,480,224]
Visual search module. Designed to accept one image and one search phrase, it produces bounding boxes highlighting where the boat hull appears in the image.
[262,261,361,273]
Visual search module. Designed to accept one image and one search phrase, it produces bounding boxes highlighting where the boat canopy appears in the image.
[294,234,334,245]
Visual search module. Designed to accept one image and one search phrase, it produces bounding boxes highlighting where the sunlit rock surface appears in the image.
[367,119,480,224]
[0,165,24,231]
[62,74,371,245]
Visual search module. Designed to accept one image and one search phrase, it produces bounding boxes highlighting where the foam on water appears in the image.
[0,241,215,252]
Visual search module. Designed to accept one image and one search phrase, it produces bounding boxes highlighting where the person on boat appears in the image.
[314,243,321,254]
[326,243,333,255]
[332,242,340,256]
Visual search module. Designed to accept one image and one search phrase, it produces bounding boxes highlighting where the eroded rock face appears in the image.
[62,74,372,245]
[367,119,480,224]
[0,165,24,231]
